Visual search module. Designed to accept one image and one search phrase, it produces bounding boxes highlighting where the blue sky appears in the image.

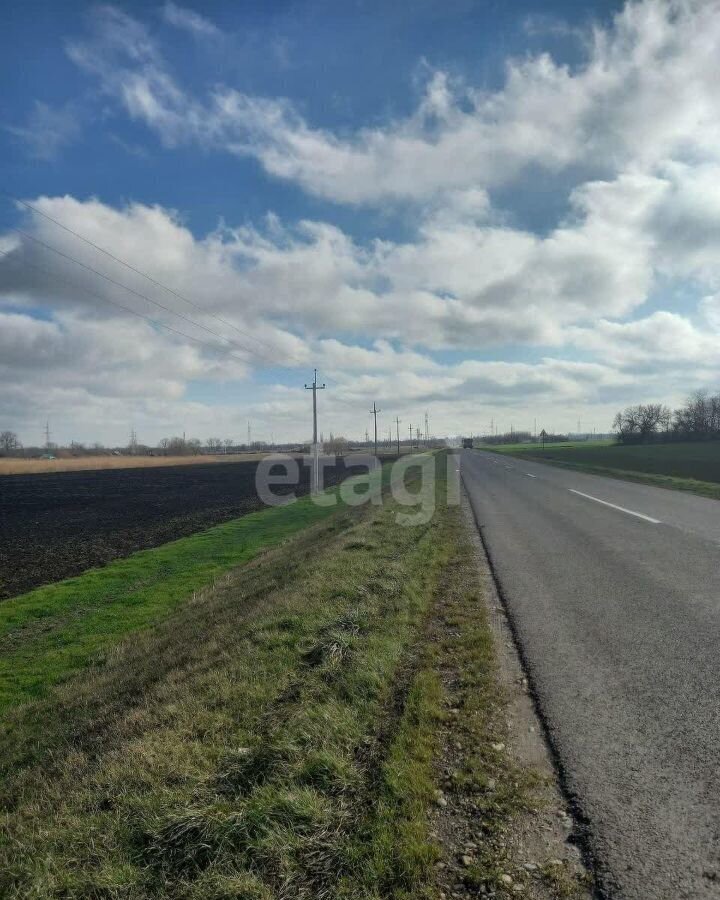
[1,0,718,445]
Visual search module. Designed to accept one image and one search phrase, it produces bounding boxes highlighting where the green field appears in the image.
[478,440,720,499]
[0,465,394,713]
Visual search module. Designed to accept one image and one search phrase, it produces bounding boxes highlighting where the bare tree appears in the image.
[206,437,223,452]
[0,431,21,454]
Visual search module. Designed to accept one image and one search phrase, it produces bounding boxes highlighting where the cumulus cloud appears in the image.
[6,1,720,442]
[64,1,720,204]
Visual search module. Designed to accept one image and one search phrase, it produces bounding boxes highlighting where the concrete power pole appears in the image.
[369,402,381,457]
[304,369,326,493]
[396,416,401,455]
[409,423,413,450]
[44,421,51,450]
[424,411,429,445]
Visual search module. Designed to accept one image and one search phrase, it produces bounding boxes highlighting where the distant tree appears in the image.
[0,431,21,454]
[186,438,202,455]
[324,435,349,455]
[614,404,671,442]
[673,390,720,437]
[166,436,186,455]
[206,437,223,452]
[69,441,86,455]
[223,438,234,453]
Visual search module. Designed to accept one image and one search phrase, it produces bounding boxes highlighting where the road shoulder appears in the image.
[428,486,593,899]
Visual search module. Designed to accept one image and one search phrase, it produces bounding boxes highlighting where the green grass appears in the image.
[0,454,452,898]
[0,467,393,713]
[478,440,720,499]
[0,452,587,898]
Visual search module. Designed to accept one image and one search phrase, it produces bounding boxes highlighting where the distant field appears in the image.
[0,453,270,475]
[478,439,720,497]
[0,456,365,599]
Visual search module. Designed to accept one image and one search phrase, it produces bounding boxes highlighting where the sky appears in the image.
[1,0,719,446]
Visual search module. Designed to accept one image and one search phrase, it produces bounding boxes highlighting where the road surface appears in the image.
[460,449,720,899]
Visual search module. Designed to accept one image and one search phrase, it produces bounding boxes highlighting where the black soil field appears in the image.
[0,457,367,600]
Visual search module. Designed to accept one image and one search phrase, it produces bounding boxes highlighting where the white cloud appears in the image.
[6,101,81,160]
[7,1,720,442]
[162,2,221,39]
[65,2,720,204]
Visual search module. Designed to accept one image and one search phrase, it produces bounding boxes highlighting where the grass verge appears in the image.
[0,452,586,898]
[0,464,390,713]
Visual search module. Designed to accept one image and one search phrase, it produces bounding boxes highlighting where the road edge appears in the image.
[459,476,601,898]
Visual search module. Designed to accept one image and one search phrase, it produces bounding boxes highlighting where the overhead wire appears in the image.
[0,197,384,420]
[10,226,287,367]
[3,191,285,359]
[0,247,252,366]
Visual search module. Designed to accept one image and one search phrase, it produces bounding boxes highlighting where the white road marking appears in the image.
[525,473,536,478]
[568,489,661,524]
[505,465,513,470]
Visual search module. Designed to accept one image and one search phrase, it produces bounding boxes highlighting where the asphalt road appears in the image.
[459,449,720,900]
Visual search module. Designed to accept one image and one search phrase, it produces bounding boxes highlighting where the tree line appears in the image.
[613,390,720,443]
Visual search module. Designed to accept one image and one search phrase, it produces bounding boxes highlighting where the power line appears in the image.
[369,401,381,456]
[1,216,380,422]
[304,368,326,493]
[10,227,284,366]
[0,247,252,366]
[4,192,285,359]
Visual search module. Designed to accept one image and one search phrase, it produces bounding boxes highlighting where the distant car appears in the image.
[462,438,474,449]
[40,453,56,460]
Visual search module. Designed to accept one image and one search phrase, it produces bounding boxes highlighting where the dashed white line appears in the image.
[525,473,536,478]
[568,489,661,524]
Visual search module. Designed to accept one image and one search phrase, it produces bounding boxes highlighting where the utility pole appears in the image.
[396,416,401,455]
[409,423,413,450]
[365,428,369,444]
[416,427,421,448]
[304,369,326,494]
[44,420,51,450]
[247,421,252,447]
[369,402,381,456]
[424,411,429,445]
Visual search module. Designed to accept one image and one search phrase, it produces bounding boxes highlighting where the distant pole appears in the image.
[409,423,413,450]
[369,401,381,456]
[304,368,326,493]
[44,420,51,450]
[248,421,251,447]
[424,411,429,445]
[396,416,401,455]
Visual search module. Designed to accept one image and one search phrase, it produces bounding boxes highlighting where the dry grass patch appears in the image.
[0,453,270,475]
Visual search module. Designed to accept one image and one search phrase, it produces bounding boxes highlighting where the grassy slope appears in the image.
[0,453,585,899]
[0,470,383,712]
[479,440,720,500]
